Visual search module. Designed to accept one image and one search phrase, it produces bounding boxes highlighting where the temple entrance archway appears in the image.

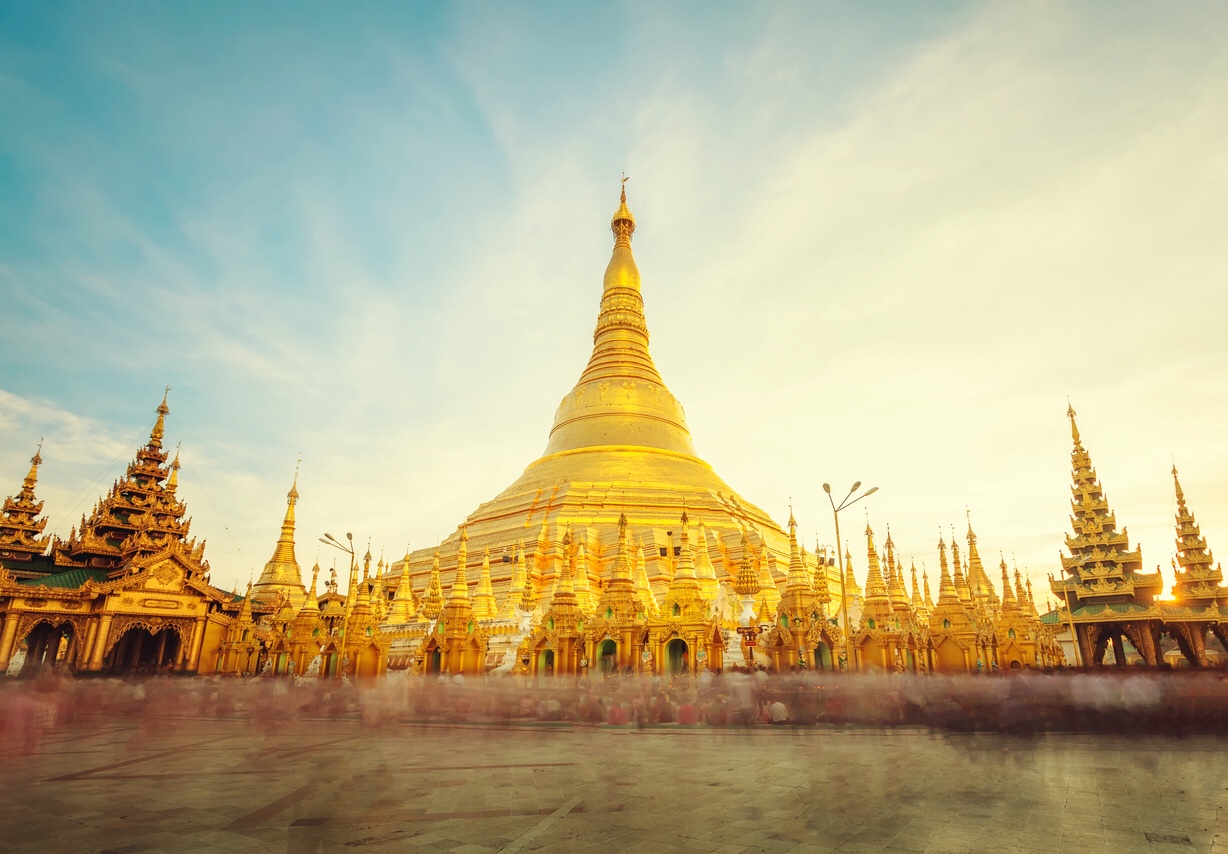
[20,620,78,672]
[537,648,555,675]
[933,638,965,672]
[597,639,617,675]
[106,627,182,674]
[814,642,833,671]
[354,643,381,678]
[666,638,688,675]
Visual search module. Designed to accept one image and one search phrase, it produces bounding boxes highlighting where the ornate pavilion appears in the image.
[0,394,390,679]
[1049,406,1228,666]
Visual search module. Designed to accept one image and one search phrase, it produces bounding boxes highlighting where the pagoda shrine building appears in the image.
[1050,406,1228,666]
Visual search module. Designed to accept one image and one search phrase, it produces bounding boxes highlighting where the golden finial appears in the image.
[611,175,635,245]
[150,388,170,448]
[23,439,44,491]
[1067,399,1080,444]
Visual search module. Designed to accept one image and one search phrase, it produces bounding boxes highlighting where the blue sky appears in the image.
[2,2,1227,596]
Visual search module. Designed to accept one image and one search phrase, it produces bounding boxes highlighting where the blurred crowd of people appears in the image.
[3,665,1228,752]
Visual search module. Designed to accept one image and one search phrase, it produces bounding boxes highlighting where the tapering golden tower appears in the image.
[250,471,308,607]
[392,185,790,604]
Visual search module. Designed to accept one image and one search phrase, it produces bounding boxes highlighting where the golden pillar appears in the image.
[0,613,20,671]
[186,616,207,672]
[87,614,114,671]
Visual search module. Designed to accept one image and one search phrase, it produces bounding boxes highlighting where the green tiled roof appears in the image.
[18,568,111,589]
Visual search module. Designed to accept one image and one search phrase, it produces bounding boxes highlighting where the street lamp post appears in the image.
[319,532,357,677]
[823,481,878,673]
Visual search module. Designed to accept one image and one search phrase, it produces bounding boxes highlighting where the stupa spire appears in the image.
[694,518,719,600]
[611,512,634,584]
[542,182,696,457]
[150,387,170,450]
[448,526,470,601]
[251,467,306,607]
[634,536,658,615]
[1171,463,1223,601]
[300,561,320,613]
[501,540,528,618]
[786,512,811,593]
[422,549,444,620]
[733,529,761,598]
[951,535,972,605]
[473,548,497,620]
[0,441,51,559]
[860,523,893,628]
[935,537,959,605]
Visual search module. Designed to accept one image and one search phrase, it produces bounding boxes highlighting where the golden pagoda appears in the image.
[249,471,308,608]
[388,184,800,621]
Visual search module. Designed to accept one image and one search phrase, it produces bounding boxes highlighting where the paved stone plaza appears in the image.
[0,718,1223,854]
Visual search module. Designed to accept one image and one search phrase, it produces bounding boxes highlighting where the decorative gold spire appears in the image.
[422,549,444,620]
[964,512,997,606]
[999,557,1020,614]
[672,511,699,583]
[22,440,42,493]
[812,541,832,606]
[951,536,971,605]
[501,540,528,618]
[541,183,697,457]
[634,536,658,615]
[300,561,320,613]
[694,518,719,601]
[573,533,596,612]
[150,386,170,450]
[860,523,893,628]
[733,529,760,598]
[1,441,51,559]
[473,547,497,620]
[387,548,417,623]
[165,448,181,493]
[554,528,578,601]
[251,468,306,607]
[910,559,927,618]
[785,513,811,593]
[935,537,958,605]
[1171,463,1223,601]
[448,527,470,601]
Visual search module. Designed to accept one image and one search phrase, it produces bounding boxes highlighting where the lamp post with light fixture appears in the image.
[824,481,878,672]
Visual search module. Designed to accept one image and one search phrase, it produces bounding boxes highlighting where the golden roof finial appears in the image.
[611,173,635,244]
[166,445,181,492]
[1067,399,1080,445]
[22,439,44,492]
[150,387,170,449]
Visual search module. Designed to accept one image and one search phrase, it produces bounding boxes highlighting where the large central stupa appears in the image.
[394,187,791,603]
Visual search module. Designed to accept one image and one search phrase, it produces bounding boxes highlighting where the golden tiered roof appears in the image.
[55,392,204,575]
[1053,405,1161,604]
[1170,465,1224,601]
[0,443,52,563]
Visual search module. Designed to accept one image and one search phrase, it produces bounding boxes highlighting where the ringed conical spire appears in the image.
[251,468,307,607]
[542,181,697,457]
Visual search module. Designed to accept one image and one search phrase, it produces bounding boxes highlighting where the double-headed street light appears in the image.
[319,532,357,587]
[823,481,878,672]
